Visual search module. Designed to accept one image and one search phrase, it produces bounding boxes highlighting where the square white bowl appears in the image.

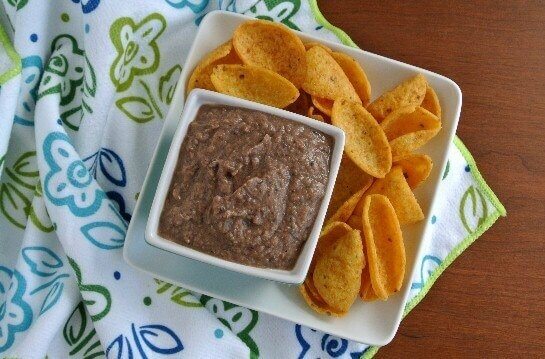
[124,10,462,346]
[146,89,345,284]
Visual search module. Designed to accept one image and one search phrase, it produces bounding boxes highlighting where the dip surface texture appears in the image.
[159,105,333,270]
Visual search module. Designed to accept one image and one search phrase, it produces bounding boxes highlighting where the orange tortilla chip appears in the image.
[381,106,441,161]
[331,51,371,105]
[366,166,424,225]
[331,100,392,178]
[360,264,378,301]
[300,279,345,316]
[394,154,433,189]
[326,155,373,219]
[307,106,326,122]
[304,42,332,52]
[313,229,364,314]
[362,194,406,300]
[367,74,427,121]
[326,186,369,225]
[311,96,333,116]
[312,221,353,272]
[303,46,360,102]
[301,222,356,316]
[421,85,441,119]
[346,214,362,230]
[211,64,299,108]
[233,19,306,87]
[187,41,241,95]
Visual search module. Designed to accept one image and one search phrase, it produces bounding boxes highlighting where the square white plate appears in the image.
[124,10,462,346]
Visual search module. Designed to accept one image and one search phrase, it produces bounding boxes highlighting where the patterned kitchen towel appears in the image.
[0,1,505,358]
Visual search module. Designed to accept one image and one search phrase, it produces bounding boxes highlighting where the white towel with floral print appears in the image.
[0,1,505,358]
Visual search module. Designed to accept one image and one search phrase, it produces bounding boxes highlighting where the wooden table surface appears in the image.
[318,1,545,356]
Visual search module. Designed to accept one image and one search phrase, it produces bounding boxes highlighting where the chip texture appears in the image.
[311,96,333,116]
[394,154,433,189]
[365,166,424,225]
[362,194,405,300]
[326,155,372,219]
[187,41,240,94]
[331,51,372,105]
[211,64,299,108]
[421,85,442,119]
[304,42,332,52]
[233,20,306,87]
[313,229,364,314]
[301,222,356,316]
[312,221,353,272]
[381,106,441,160]
[332,100,392,178]
[307,106,326,122]
[360,264,378,301]
[303,47,360,102]
[367,74,427,121]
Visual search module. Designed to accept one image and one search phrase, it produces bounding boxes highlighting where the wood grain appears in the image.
[317,0,545,356]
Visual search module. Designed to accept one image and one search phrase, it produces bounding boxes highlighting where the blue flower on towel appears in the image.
[106,323,184,358]
[164,0,209,13]
[294,324,365,358]
[0,267,33,353]
[71,0,101,13]
[13,56,43,127]
[43,131,105,217]
[411,255,442,291]
[22,246,70,315]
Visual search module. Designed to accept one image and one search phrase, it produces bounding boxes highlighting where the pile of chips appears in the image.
[187,19,442,316]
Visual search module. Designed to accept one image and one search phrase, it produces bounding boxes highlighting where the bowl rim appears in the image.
[145,89,346,284]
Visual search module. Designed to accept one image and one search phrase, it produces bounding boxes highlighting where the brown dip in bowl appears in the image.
[158,105,333,270]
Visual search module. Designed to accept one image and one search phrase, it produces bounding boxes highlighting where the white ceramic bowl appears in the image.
[146,89,345,284]
[125,10,462,345]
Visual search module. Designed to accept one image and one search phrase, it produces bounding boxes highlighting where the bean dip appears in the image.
[159,105,333,270]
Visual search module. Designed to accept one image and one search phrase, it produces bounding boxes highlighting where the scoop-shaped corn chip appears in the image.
[421,85,441,119]
[313,229,364,314]
[367,74,427,121]
[233,20,306,87]
[307,106,326,122]
[332,100,392,178]
[326,155,373,219]
[381,106,441,161]
[347,215,361,230]
[187,41,241,95]
[300,278,345,316]
[360,264,379,301]
[312,221,353,271]
[211,64,299,108]
[362,194,406,300]
[327,186,370,225]
[394,154,433,189]
[331,51,372,105]
[303,47,360,102]
[304,42,332,52]
[301,222,356,316]
[365,166,424,225]
[311,96,333,116]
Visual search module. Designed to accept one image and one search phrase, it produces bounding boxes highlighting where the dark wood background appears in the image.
[318,1,545,356]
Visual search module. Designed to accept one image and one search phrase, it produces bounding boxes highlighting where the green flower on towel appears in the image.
[241,0,301,30]
[110,13,166,92]
[38,34,85,105]
[6,0,28,11]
